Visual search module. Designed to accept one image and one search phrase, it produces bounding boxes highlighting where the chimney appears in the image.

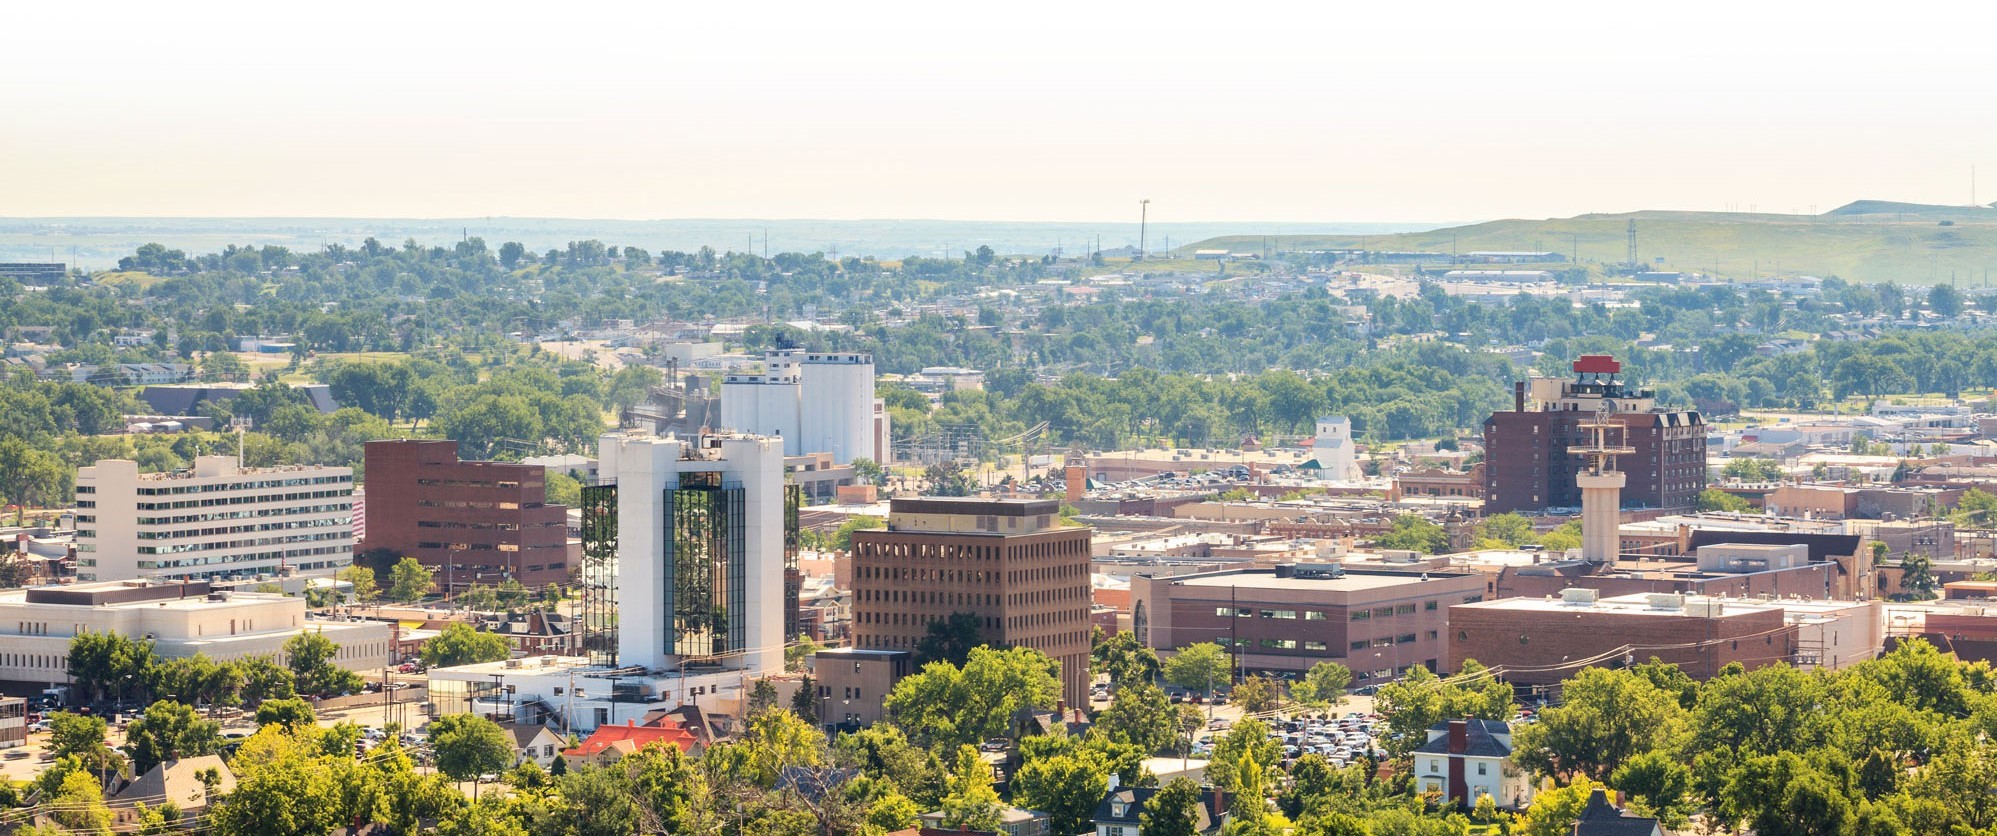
[1065,464,1086,502]
[1514,380,1526,413]
[1447,719,1468,754]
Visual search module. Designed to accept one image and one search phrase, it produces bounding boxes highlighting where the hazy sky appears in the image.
[7,1,1996,222]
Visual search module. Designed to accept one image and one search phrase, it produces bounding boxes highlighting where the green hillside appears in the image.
[1186,203,1997,285]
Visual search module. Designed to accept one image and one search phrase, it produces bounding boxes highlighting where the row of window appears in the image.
[135,487,353,511]
[138,530,349,555]
[416,500,525,510]
[413,478,534,490]
[416,542,521,552]
[138,544,350,570]
[135,502,351,526]
[135,516,350,541]
[131,473,352,495]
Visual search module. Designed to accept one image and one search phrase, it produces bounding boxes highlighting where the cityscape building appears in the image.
[76,456,354,582]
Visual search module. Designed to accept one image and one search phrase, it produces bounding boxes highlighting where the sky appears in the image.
[6,0,1997,223]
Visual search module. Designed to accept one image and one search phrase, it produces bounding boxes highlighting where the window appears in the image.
[1398,634,1418,644]
[1259,638,1298,650]
[1350,610,1370,621]
[1350,641,1368,651]
[1477,762,1488,776]
[1305,611,1326,621]
[1265,610,1296,620]
[1374,607,1393,618]
[1424,600,1438,611]
[1395,604,1415,615]
[1463,595,1484,604]
[1304,641,1327,651]
[1428,759,1441,773]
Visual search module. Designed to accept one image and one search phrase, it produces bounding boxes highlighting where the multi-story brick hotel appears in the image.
[850,497,1093,707]
[361,440,571,592]
[1483,355,1707,514]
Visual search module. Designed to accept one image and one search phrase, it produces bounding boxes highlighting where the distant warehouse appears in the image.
[1442,270,1555,282]
[1461,251,1567,264]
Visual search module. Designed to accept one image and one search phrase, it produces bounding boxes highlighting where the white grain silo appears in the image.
[720,350,802,453]
[798,351,876,464]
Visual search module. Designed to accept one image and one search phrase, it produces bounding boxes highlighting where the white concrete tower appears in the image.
[1313,416,1358,481]
[1569,404,1634,564]
[600,430,787,675]
[797,351,876,464]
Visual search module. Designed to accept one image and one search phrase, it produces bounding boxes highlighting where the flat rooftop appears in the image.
[1460,593,1783,617]
[1174,570,1465,592]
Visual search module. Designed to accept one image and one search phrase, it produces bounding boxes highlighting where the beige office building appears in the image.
[76,456,355,582]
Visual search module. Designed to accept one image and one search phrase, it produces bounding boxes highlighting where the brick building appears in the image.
[851,498,1094,707]
[1483,356,1705,514]
[1130,565,1485,686]
[1448,590,1797,687]
[361,440,571,591]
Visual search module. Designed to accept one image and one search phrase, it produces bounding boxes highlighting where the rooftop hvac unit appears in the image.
[504,658,525,669]
[1560,588,1599,605]
[1645,593,1685,611]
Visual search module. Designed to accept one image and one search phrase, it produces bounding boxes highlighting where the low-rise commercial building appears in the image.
[1449,590,1797,687]
[810,648,911,733]
[1131,565,1484,684]
[0,580,391,691]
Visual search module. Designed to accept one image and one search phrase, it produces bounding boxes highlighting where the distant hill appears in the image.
[1187,202,1997,284]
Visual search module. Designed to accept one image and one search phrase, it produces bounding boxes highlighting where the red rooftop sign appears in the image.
[1572,355,1621,374]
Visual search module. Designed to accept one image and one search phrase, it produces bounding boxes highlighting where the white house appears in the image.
[1412,719,1534,810]
[508,724,567,768]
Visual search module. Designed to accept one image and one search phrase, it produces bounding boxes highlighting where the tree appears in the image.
[1225,750,1274,836]
[498,241,527,270]
[1374,662,1514,758]
[1162,642,1230,699]
[1290,661,1353,707]
[885,646,1061,751]
[746,679,780,717]
[421,622,513,668]
[1721,456,1785,482]
[939,745,1004,831]
[1929,282,1965,317]
[1012,749,1112,836]
[239,656,296,707]
[336,564,377,604]
[923,460,978,497]
[791,673,819,725]
[254,697,316,730]
[1233,675,1281,713]
[124,700,223,774]
[387,556,434,603]
[0,438,66,511]
[850,457,886,487]
[47,769,114,836]
[455,583,500,613]
[67,631,156,705]
[1510,666,1689,782]
[1718,752,1851,836]
[1093,682,1180,753]
[47,712,123,777]
[1696,488,1757,513]
[1205,719,1282,792]
[1092,630,1162,689]
[785,633,825,673]
[283,632,363,697]
[1140,777,1205,836]
[738,706,827,786]
[1474,512,1535,548]
[430,713,515,794]
[1611,750,1693,827]
[915,611,984,667]
[1373,514,1450,554]
[1514,777,1599,836]
[1898,552,1938,599]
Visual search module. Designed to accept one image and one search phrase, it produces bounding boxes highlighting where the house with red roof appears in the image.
[561,718,701,766]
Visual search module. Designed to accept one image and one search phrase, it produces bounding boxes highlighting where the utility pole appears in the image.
[1138,199,1151,261]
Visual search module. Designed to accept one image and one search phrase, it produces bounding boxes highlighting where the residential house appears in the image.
[919,806,1050,836]
[1092,782,1228,836]
[110,756,236,829]
[506,723,567,768]
[1572,788,1663,836]
[560,718,701,767]
[1411,719,1534,810]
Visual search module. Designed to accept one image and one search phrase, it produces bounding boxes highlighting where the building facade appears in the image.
[360,440,571,591]
[1130,565,1485,686]
[811,648,912,732]
[0,580,390,690]
[1448,590,1796,686]
[851,498,1094,707]
[1411,719,1535,810]
[76,456,354,582]
[1483,356,1706,514]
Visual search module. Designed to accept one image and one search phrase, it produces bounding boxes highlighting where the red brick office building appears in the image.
[361,440,571,592]
[1483,355,1706,514]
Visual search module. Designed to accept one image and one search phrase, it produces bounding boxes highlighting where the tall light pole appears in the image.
[1138,199,1151,261]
